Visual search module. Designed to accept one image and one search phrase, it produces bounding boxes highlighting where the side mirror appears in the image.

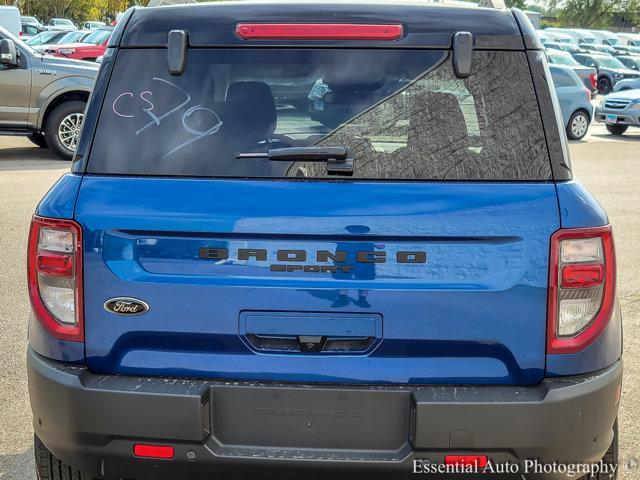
[0,39,18,67]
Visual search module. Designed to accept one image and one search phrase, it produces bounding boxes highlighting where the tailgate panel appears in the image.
[77,177,559,385]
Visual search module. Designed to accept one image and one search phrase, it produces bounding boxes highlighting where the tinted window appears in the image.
[82,29,110,44]
[596,56,626,69]
[59,31,85,43]
[551,68,576,87]
[26,31,61,45]
[22,24,38,35]
[88,48,551,180]
[577,56,596,68]
[548,53,579,67]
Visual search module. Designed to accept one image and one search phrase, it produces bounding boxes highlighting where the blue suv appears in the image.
[27,3,622,480]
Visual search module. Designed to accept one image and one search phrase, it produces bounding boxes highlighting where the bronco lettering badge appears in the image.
[104,298,150,316]
[199,247,427,274]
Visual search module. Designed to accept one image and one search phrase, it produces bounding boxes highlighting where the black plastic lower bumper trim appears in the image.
[28,348,622,480]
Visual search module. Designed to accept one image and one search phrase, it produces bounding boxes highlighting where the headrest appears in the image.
[226,81,277,140]
[322,61,384,90]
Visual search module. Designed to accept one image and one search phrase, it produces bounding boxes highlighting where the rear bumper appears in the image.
[28,348,622,480]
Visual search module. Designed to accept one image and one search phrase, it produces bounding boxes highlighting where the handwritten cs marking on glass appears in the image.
[111,78,191,133]
[112,92,135,118]
[162,106,223,159]
[111,78,223,158]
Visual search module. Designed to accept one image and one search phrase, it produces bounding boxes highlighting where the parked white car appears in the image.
[82,21,106,30]
[616,32,640,48]
[0,6,20,36]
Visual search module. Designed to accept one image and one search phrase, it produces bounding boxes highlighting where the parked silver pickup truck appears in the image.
[0,26,97,159]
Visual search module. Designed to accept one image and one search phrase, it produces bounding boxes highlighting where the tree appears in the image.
[549,0,640,28]
[504,0,529,10]
[5,0,148,23]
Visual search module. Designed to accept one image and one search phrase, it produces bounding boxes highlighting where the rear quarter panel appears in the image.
[548,180,622,376]
[30,174,85,363]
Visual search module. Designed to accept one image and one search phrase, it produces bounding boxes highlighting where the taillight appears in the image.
[590,72,597,89]
[27,216,83,342]
[236,23,404,41]
[548,226,615,354]
[444,455,488,468]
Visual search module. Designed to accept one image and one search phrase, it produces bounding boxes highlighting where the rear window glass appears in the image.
[83,29,110,44]
[551,68,577,87]
[548,53,579,67]
[87,48,551,180]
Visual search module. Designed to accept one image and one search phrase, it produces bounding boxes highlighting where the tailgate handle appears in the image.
[241,312,382,354]
[246,334,376,354]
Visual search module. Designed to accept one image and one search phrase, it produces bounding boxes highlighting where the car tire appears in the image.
[35,435,97,480]
[566,110,590,140]
[580,419,618,480]
[44,101,86,160]
[597,76,613,95]
[27,133,48,148]
[606,124,628,136]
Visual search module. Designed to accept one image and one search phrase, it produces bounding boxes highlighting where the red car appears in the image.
[45,27,112,61]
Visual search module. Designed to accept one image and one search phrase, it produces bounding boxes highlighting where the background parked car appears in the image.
[47,18,76,31]
[599,31,640,54]
[0,25,97,158]
[82,21,106,30]
[25,30,66,48]
[617,45,640,55]
[613,77,640,92]
[550,65,593,140]
[595,88,640,135]
[549,28,598,48]
[616,55,640,71]
[0,6,21,36]
[573,52,640,94]
[545,28,588,51]
[21,15,43,29]
[537,30,553,44]
[617,32,640,48]
[538,31,582,53]
[587,29,637,54]
[19,22,41,40]
[544,28,615,55]
[44,27,112,62]
[32,30,90,54]
[542,41,567,52]
[545,30,580,49]
[546,48,597,96]
[583,43,617,55]
[589,29,621,47]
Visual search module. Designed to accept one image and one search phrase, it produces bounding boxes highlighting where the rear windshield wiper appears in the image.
[236,147,354,176]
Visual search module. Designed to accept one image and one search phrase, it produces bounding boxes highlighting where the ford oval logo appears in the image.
[104,297,149,316]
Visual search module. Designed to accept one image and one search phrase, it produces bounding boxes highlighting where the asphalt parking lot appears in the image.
[0,124,639,479]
